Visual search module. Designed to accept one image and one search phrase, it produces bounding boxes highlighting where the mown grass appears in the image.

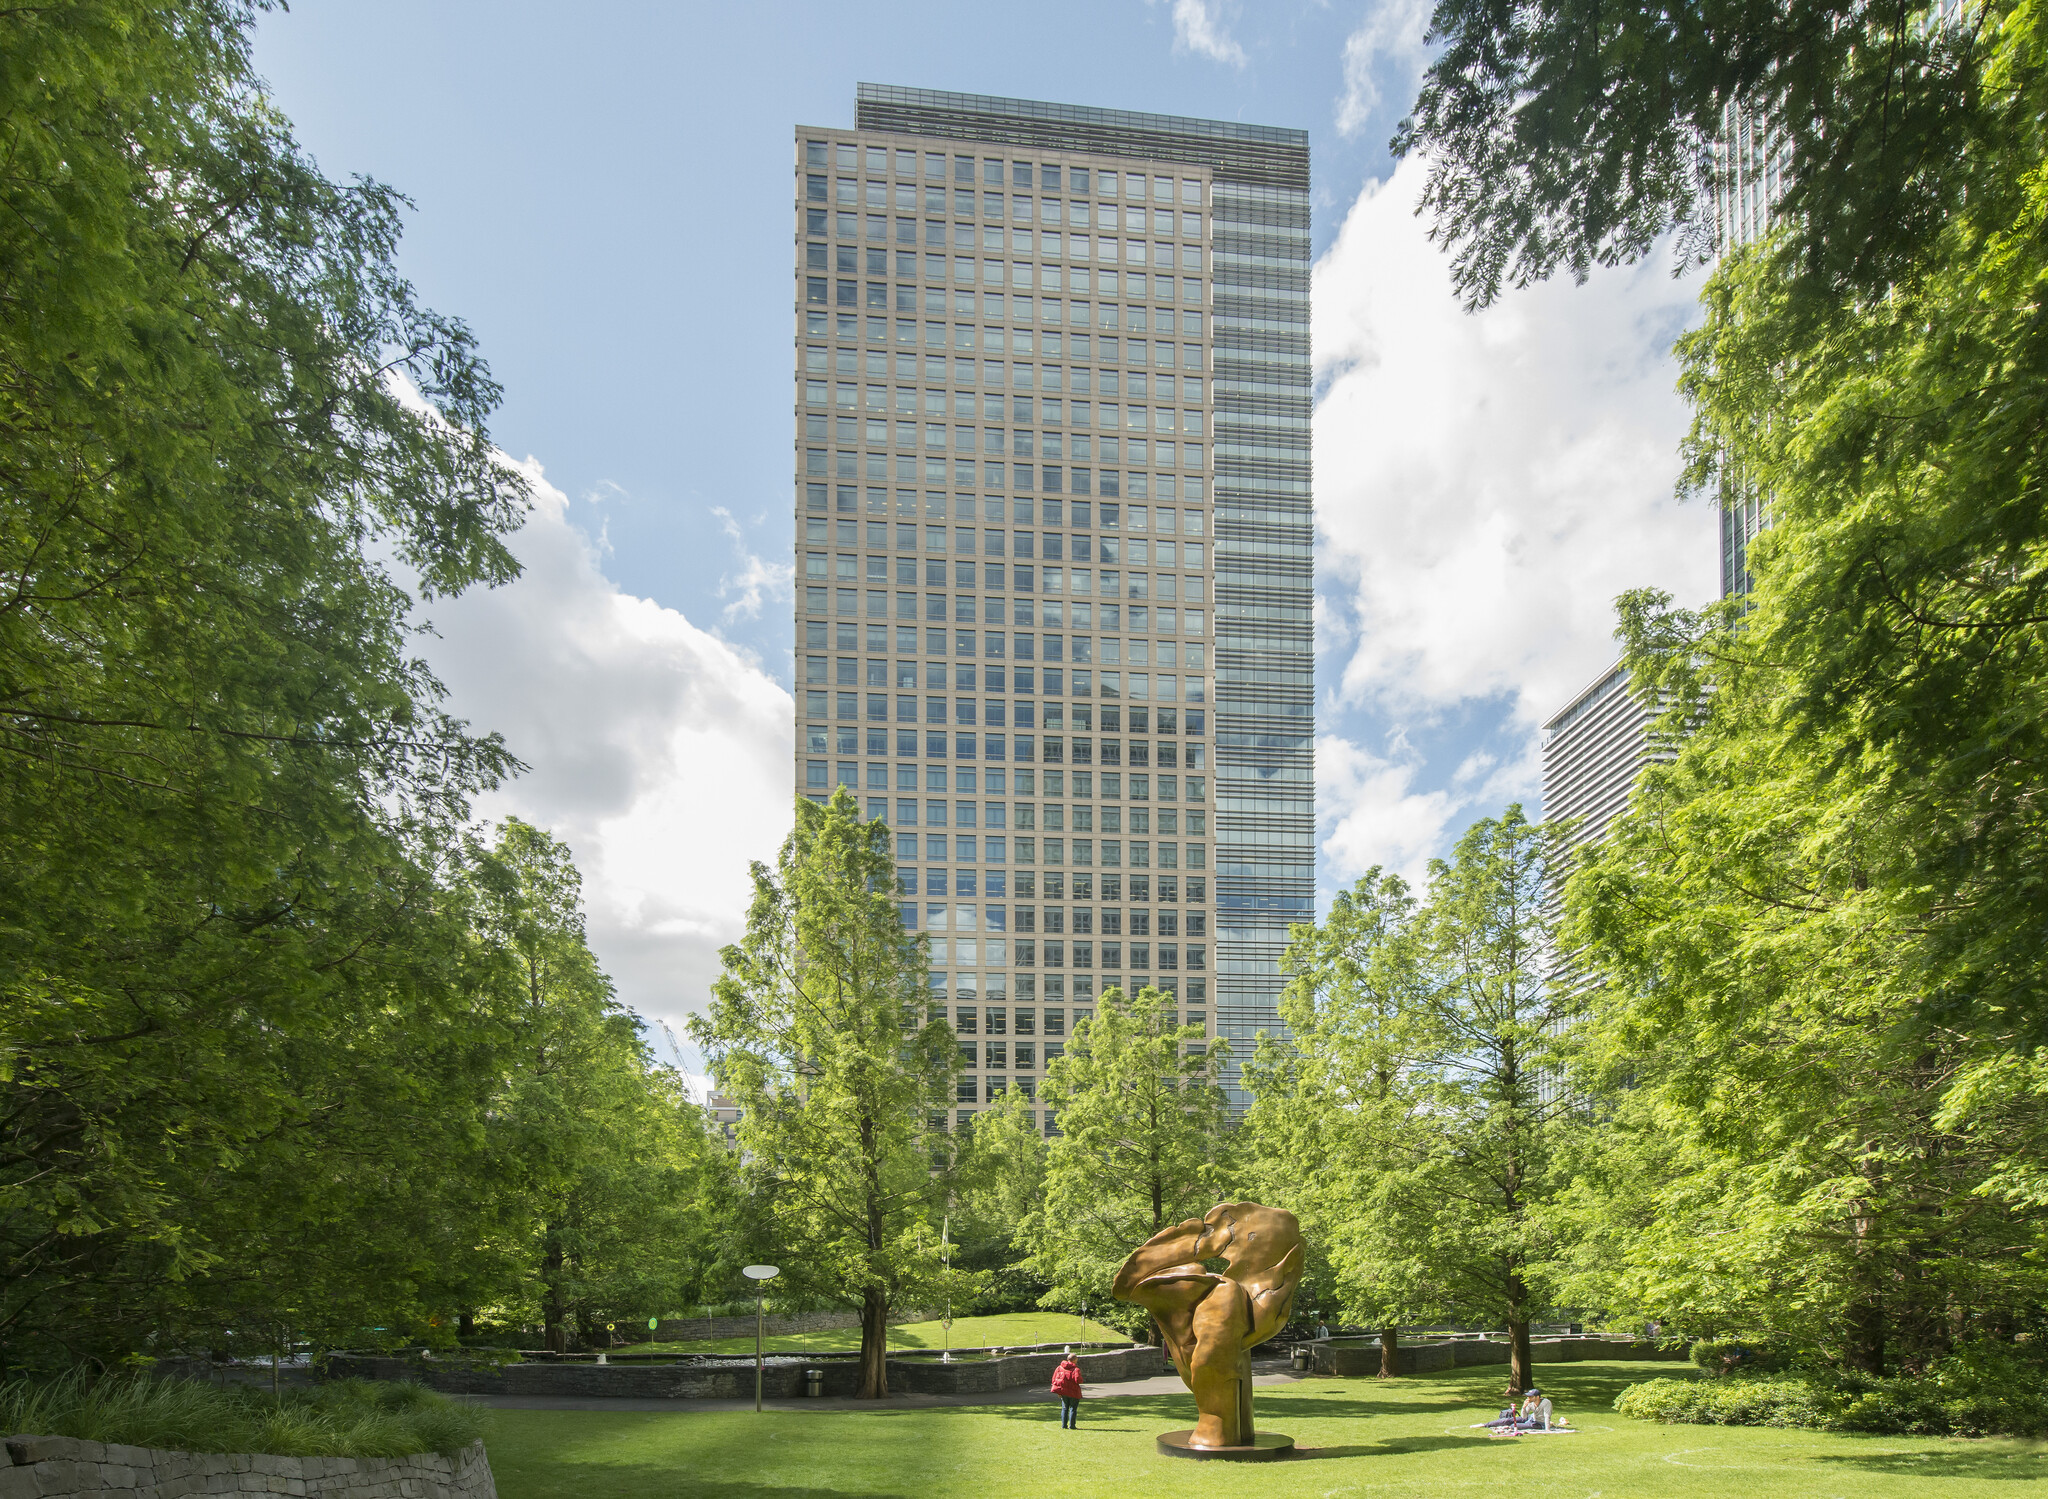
[480,1360,2048,1498]
[635,1311,1128,1357]
[0,1374,485,1457]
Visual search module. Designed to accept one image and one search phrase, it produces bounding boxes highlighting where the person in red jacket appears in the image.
[1051,1349,1084,1428]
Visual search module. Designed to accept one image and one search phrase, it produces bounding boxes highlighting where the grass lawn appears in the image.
[480,1360,2048,1498]
[635,1311,1127,1357]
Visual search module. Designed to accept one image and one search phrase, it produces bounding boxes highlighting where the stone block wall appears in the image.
[0,1436,495,1499]
[645,1308,945,1344]
[326,1342,1165,1400]
[1306,1337,1675,1378]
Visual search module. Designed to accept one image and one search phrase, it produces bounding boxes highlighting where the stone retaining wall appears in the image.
[1306,1337,1675,1378]
[327,1343,1166,1400]
[0,1436,495,1499]
[647,1308,943,1344]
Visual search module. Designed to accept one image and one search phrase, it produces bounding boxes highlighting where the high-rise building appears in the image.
[791,86,1313,1123]
[1712,97,1786,601]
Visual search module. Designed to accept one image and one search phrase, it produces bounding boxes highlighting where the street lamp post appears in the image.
[742,1265,780,1412]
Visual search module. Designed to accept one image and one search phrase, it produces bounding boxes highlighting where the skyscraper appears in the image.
[792,86,1313,1122]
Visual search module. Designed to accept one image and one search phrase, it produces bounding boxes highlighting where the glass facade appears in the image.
[788,85,1313,1115]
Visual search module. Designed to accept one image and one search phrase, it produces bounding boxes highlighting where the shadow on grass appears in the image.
[501,1469,912,1499]
[1290,1436,1486,1461]
[1803,1443,2048,1482]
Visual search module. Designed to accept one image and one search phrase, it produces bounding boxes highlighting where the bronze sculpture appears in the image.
[1112,1201,1304,1454]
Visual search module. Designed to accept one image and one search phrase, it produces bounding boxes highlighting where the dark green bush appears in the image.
[0,1374,486,1457]
[1620,1344,2048,1438]
[1689,1338,1796,1376]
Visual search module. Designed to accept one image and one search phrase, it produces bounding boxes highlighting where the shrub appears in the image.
[1618,1346,2048,1439]
[1688,1338,1796,1376]
[0,1374,486,1457]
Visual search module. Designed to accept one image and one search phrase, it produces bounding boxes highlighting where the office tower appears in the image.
[1541,664,1673,856]
[1712,97,1786,600]
[792,85,1313,1123]
[1538,662,1674,999]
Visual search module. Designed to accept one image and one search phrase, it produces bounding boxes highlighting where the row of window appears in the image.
[926,938,1208,971]
[802,305,1206,362]
[807,500,1205,535]
[805,172,1205,231]
[807,407,1204,446]
[806,584,1207,622]
[803,140,1202,206]
[806,530,1202,570]
[805,456,1199,497]
[805,621,1209,658]
[808,277,1203,327]
[823,762,1210,799]
[804,243,1202,301]
[881,835,1208,869]
[894,864,1214,898]
[805,422,1203,473]
[800,728,1208,763]
[804,213,1208,276]
[803,676,1208,719]
[808,565,1203,599]
[879,790,1207,825]
[804,349,1200,402]
[908,892,1205,937]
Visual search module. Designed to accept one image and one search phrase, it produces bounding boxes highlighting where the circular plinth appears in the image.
[1156,1431,1295,1462]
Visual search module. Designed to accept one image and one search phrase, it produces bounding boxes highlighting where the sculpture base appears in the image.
[1156,1431,1295,1462]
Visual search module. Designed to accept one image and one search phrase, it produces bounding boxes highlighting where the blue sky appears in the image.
[252,1,1717,1047]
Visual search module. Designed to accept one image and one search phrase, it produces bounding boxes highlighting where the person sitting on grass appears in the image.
[1512,1387,1573,1433]
[1475,1387,1522,1430]
[1051,1350,1084,1429]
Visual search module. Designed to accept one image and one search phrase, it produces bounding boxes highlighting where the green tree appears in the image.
[1395,0,2048,1374]
[1025,986,1232,1341]
[467,821,728,1352]
[1396,0,1989,307]
[1248,870,1449,1375]
[0,1,529,1367]
[692,790,956,1397]
[949,1084,1049,1317]
[1357,812,1578,1393]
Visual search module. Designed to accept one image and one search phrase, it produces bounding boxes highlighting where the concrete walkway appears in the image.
[457,1362,1306,1414]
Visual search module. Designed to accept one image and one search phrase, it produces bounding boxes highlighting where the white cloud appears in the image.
[1335,0,1431,137]
[1310,155,1716,878]
[1314,154,1715,726]
[418,460,793,1048]
[1317,730,1539,890]
[1157,0,1247,65]
[711,505,793,623]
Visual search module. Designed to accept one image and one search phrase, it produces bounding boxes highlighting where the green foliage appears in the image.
[0,1374,484,1457]
[1249,811,1580,1386]
[1555,0,2048,1376]
[0,0,546,1368]
[693,789,956,1395]
[1397,0,1991,307]
[462,821,731,1353]
[1022,986,1232,1336]
[1689,1339,1796,1377]
[1617,1348,2048,1437]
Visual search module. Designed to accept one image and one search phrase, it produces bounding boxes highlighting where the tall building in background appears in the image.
[1713,97,1787,600]
[791,86,1313,1125]
[1541,664,1673,855]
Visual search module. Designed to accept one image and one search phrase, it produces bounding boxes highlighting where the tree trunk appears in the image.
[856,1286,890,1398]
[1507,1318,1533,1396]
[541,1231,569,1355]
[1505,1273,1533,1395]
[1378,1324,1400,1379]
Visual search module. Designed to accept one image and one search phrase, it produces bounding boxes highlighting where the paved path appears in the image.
[457,1363,1306,1414]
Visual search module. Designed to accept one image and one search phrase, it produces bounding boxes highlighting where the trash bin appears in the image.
[1291,1345,1312,1372]
[803,1367,825,1398]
